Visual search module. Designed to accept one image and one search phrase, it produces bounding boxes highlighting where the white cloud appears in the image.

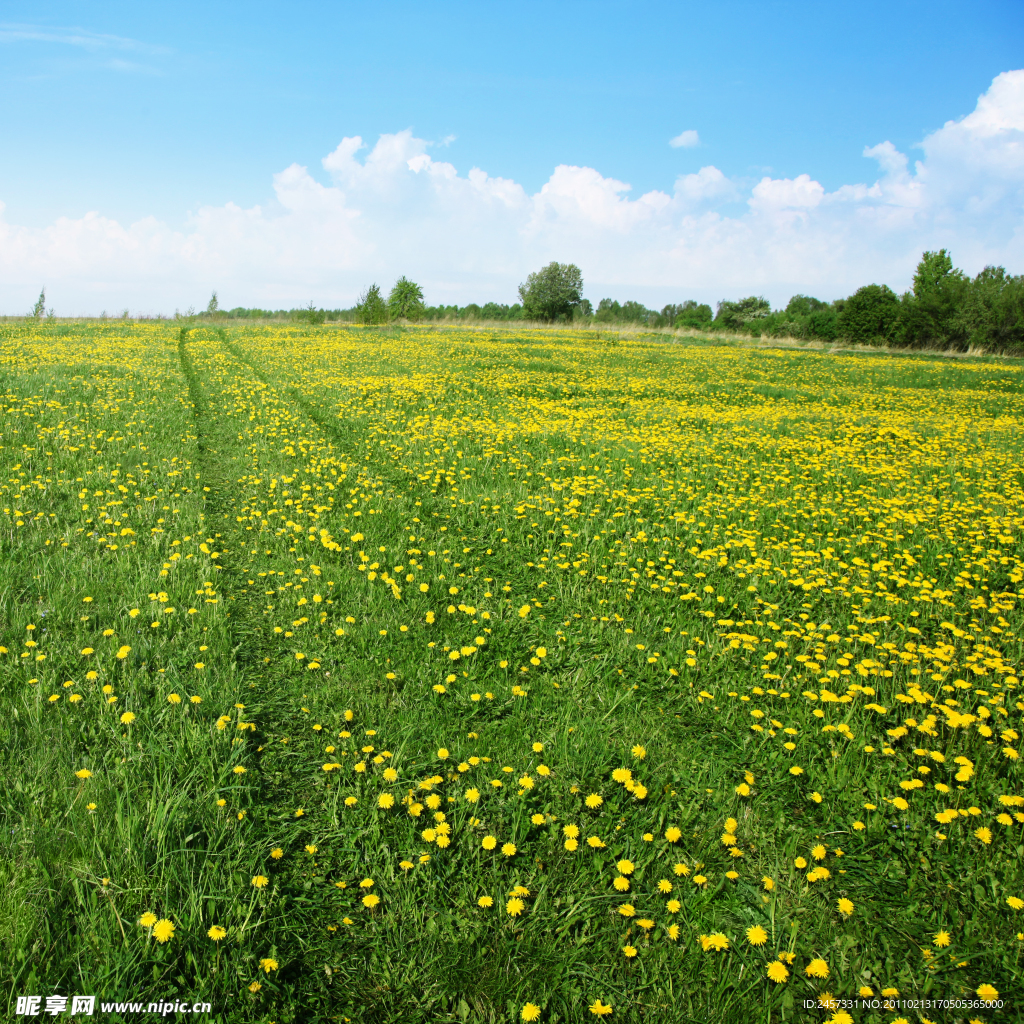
[669,129,700,148]
[749,173,825,212]
[673,166,737,207]
[1,71,1022,313]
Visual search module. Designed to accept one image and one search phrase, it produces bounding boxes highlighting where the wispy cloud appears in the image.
[0,23,169,55]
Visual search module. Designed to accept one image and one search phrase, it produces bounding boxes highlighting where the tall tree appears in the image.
[913,250,956,297]
[518,262,584,321]
[31,288,46,319]
[387,277,425,320]
[206,291,220,315]
[356,284,389,325]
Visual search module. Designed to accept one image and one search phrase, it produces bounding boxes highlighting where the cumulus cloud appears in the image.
[0,71,1022,313]
[669,129,700,148]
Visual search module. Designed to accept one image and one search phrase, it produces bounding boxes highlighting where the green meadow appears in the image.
[0,320,1021,1023]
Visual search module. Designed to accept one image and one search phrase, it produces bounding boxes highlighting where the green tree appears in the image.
[714,296,771,332]
[518,262,584,321]
[784,294,828,317]
[900,250,966,346]
[672,301,713,328]
[913,250,955,297]
[387,277,425,320]
[206,291,220,315]
[952,265,1024,352]
[836,284,901,343]
[356,284,389,325]
[296,300,326,325]
[31,288,46,319]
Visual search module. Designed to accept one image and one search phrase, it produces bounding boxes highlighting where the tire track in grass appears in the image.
[177,327,271,673]
[222,336,440,509]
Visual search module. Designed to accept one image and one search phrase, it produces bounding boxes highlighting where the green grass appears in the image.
[0,321,1021,1023]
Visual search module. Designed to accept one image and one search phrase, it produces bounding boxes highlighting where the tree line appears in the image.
[700,251,1024,353]
[200,251,1024,353]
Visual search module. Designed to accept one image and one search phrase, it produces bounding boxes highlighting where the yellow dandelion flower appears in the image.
[805,958,829,978]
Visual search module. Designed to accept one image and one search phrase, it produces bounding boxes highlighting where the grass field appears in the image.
[1,321,1022,1024]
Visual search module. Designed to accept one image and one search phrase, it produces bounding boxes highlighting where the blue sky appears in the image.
[1,1,1022,313]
